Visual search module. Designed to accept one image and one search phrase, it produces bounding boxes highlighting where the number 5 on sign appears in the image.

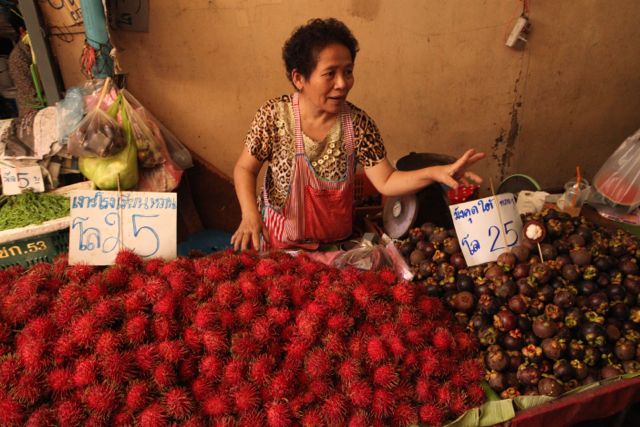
[1,166,45,195]
[449,193,523,267]
[69,190,177,265]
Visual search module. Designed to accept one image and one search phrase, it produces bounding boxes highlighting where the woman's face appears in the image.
[293,43,355,115]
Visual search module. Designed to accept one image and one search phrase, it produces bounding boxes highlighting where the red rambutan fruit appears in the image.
[348,333,367,359]
[203,393,231,417]
[238,276,261,301]
[222,359,247,386]
[183,326,202,352]
[101,351,135,383]
[367,337,388,364]
[112,410,135,426]
[371,388,396,418]
[22,316,56,340]
[270,371,294,400]
[387,336,407,359]
[69,313,97,347]
[164,387,194,420]
[134,343,159,372]
[129,273,147,290]
[255,258,279,277]
[236,300,260,325]
[373,364,400,389]
[47,367,74,397]
[251,317,275,344]
[104,266,129,288]
[436,383,453,405]
[285,338,310,364]
[397,306,420,327]
[83,383,118,415]
[366,301,393,323]
[142,277,168,303]
[123,291,149,314]
[391,282,415,304]
[466,383,486,406]
[194,304,217,330]
[153,362,177,389]
[339,266,360,284]
[0,357,19,386]
[72,356,97,387]
[139,403,168,427]
[338,359,361,385]
[238,410,266,427]
[167,270,195,296]
[305,301,329,319]
[450,372,467,388]
[308,378,330,399]
[419,403,444,426]
[17,336,47,373]
[347,410,370,427]
[216,281,241,308]
[144,258,165,274]
[125,381,152,412]
[153,292,178,317]
[178,355,198,383]
[304,348,331,379]
[152,316,177,343]
[125,314,149,344]
[327,313,354,333]
[295,312,320,342]
[83,277,108,302]
[233,382,260,412]
[417,296,444,319]
[378,266,398,285]
[231,333,259,360]
[12,372,41,404]
[190,377,213,402]
[266,401,292,427]
[432,328,453,352]
[199,355,224,381]
[300,407,324,427]
[95,330,122,356]
[249,355,274,385]
[158,340,185,364]
[266,306,291,327]
[66,264,95,283]
[415,377,435,403]
[56,399,85,427]
[449,391,468,416]
[219,309,236,330]
[322,393,348,424]
[115,249,143,270]
[394,401,419,427]
[267,283,290,306]
[347,381,373,408]
[419,348,440,377]
[93,298,123,325]
[322,332,347,357]
[25,405,54,427]
[202,329,227,354]
[454,331,477,355]
[405,328,425,347]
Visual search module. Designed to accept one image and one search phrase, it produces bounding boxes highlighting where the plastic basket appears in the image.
[0,228,68,269]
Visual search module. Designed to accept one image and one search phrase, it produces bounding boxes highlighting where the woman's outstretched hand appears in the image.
[231,212,269,251]
[430,148,486,189]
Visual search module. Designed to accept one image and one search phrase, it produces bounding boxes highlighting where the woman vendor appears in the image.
[231,18,485,251]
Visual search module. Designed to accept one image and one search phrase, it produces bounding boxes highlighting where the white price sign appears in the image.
[69,190,177,265]
[1,166,45,195]
[449,193,523,267]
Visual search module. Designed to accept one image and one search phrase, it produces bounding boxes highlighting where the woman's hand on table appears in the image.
[231,212,268,251]
[431,148,486,189]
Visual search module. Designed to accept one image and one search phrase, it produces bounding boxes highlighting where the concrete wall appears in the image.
[46,0,640,193]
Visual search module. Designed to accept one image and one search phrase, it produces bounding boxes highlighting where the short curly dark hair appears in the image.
[282,18,359,85]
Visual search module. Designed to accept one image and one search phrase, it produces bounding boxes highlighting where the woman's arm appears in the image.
[231,148,268,251]
[364,149,486,197]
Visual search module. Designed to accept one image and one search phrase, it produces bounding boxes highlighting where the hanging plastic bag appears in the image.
[78,93,139,190]
[67,79,123,158]
[592,128,640,213]
[135,109,183,192]
[56,87,84,145]
[122,89,193,169]
[121,96,164,168]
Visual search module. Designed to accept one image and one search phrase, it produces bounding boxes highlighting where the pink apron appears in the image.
[261,92,355,250]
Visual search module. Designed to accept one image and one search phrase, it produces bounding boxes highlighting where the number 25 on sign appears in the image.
[449,193,523,267]
[69,190,177,265]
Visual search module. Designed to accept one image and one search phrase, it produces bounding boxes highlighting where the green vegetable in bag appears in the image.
[79,93,139,190]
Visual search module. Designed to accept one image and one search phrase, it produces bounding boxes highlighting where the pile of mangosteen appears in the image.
[396,208,640,398]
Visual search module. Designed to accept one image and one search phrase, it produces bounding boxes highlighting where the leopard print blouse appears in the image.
[245,94,386,209]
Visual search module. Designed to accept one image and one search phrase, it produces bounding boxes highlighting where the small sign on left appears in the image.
[0,166,45,195]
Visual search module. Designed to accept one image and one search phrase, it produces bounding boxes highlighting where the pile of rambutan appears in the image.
[0,249,485,426]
